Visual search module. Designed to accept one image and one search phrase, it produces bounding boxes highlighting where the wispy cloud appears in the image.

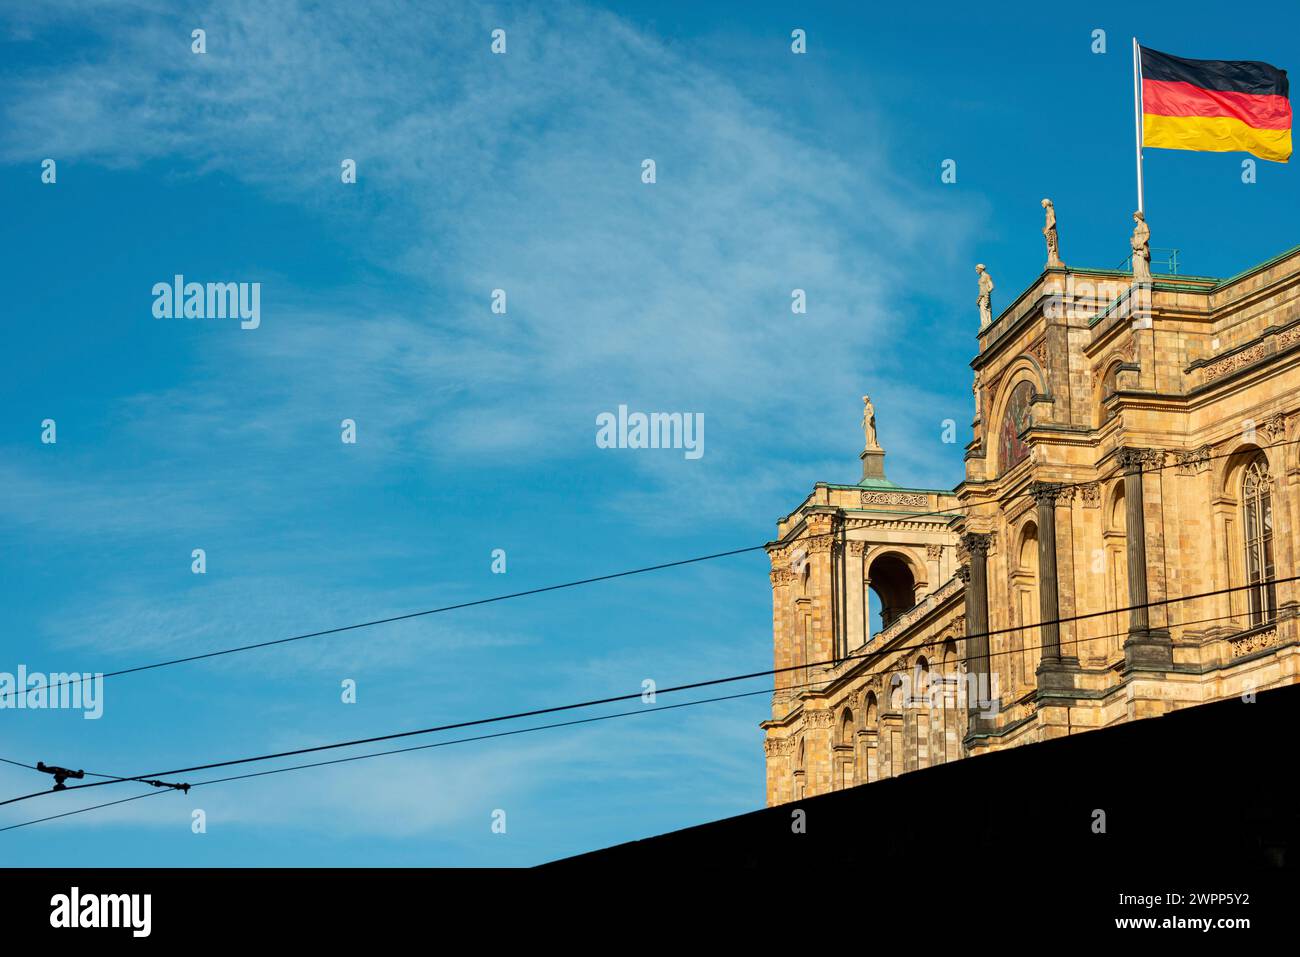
[2,0,976,521]
[0,0,973,859]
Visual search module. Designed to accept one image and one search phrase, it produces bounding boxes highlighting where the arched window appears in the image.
[941,641,959,763]
[1242,456,1276,626]
[1099,362,1121,423]
[863,691,879,784]
[836,709,855,790]
[866,552,918,633]
[1009,521,1040,691]
[913,656,931,703]
[998,380,1035,474]
[911,657,932,770]
[839,709,855,747]
[1103,482,1128,663]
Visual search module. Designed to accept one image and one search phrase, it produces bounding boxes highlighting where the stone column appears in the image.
[1117,448,1173,670]
[1032,482,1078,693]
[803,708,835,796]
[960,532,993,730]
[1118,450,1150,632]
[1032,482,1063,661]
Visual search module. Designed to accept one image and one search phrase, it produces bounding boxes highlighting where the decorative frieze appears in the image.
[764,737,797,756]
[1229,626,1278,658]
[1278,326,1300,349]
[804,709,835,728]
[1204,341,1269,381]
[860,491,929,507]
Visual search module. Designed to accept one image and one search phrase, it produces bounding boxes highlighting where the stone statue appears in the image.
[976,264,994,328]
[1042,198,1063,269]
[861,395,880,450]
[1130,210,1151,284]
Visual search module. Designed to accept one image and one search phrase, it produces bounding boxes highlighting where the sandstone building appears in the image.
[761,232,1300,806]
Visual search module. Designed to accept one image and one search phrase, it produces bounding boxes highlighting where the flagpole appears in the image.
[1132,37,1145,213]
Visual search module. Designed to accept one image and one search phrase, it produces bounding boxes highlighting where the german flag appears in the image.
[1141,45,1291,162]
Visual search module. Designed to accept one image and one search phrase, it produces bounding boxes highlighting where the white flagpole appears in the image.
[1132,37,1145,213]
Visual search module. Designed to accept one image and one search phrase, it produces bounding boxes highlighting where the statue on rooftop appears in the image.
[1042,198,1063,269]
[861,395,880,450]
[976,264,994,329]
[1130,210,1152,284]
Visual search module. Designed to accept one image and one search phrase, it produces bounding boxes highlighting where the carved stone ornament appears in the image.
[1029,481,1069,506]
[1031,337,1049,367]
[1117,447,1165,472]
[1176,446,1211,475]
[1261,413,1287,441]
[961,531,993,557]
[1230,627,1279,658]
[861,491,929,507]
[1204,342,1269,382]
[805,709,835,728]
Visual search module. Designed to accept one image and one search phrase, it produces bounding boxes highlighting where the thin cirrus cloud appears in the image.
[0,1,985,862]
[1,0,976,504]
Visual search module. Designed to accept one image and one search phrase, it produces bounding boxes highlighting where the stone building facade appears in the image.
[762,238,1300,807]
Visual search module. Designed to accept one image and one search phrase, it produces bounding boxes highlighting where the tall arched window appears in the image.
[836,709,855,790]
[912,657,932,770]
[1008,522,1039,692]
[865,552,918,632]
[998,380,1035,474]
[1104,483,1128,663]
[941,641,959,763]
[863,691,879,783]
[1242,456,1276,626]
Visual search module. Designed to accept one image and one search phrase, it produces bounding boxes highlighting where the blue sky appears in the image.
[0,0,1296,866]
